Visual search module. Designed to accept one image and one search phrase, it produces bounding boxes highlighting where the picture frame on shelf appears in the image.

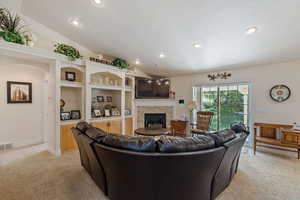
[106,96,112,102]
[65,71,76,81]
[71,110,81,120]
[111,108,121,116]
[97,96,105,102]
[125,109,131,116]
[7,81,32,104]
[104,109,111,117]
[61,112,71,121]
[94,109,102,117]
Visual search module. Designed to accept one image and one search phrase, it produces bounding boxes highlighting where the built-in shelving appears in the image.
[90,84,123,91]
[0,40,137,156]
[89,116,123,122]
[60,81,83,88]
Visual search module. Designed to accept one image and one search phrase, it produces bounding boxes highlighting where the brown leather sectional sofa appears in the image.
[71,122,248,200]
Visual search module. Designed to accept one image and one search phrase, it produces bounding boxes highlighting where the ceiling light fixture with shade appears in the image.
[91,0,104,8]
[245,26,258,35]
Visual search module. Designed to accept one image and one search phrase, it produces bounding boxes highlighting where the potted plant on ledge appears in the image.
[0,8,25,44]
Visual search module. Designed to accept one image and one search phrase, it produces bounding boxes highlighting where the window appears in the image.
[194,83,249,131]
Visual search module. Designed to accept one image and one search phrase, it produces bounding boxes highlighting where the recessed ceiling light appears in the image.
[68,18,81,27]
[159,52,165,58]
[193,42,201,48]
[135,59,140,65]
[91,0,104,8]
[245,26,258,35]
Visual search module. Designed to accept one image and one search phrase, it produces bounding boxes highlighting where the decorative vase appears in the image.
[27,41,34,47]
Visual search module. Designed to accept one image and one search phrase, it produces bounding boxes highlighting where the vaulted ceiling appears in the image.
[22,0,300,76]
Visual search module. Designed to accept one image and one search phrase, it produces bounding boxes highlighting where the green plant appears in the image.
[0,8,25,44]
[112,58,129,69]
[54,43,81,61]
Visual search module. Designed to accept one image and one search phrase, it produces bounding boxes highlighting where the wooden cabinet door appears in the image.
[108,120,122,135]
[125,117,133,136]
[91,121,109,132]
[60,124,78,153]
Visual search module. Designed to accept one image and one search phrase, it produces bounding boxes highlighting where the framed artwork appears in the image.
[97,96,105,102]
[71,110,81,120]
[106,96,112,102]
[104,109,111,117]
[61,112,71,121]
[94,109,102,117]
[7,81,32,104]
[65,71,76,81]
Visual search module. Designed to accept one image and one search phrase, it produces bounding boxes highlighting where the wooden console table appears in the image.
[254,123,300,159]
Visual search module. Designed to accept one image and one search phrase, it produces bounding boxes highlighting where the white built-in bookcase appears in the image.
[0,40,136,156]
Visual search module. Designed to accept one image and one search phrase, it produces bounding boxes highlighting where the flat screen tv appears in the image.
[135,77,170,99]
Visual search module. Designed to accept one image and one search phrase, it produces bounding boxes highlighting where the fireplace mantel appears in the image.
[135,99,176,107]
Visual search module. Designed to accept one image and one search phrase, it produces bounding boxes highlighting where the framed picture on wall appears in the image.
[71,110,81,120]
[7,81,32,104]
[65,71,76,81]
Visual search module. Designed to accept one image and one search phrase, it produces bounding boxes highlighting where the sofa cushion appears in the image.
[209,129,236,147]
[157,135,215,153]
[76,121,91,133]
[85,127,107,143]
[102,134,157,152]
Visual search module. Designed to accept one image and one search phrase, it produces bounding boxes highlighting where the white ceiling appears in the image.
[22,0,300,76]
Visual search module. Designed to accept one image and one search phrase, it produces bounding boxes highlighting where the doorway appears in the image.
[194,83,250,131]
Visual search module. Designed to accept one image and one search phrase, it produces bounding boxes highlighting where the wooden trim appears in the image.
[256,144,298,153]
[254,123,292,129]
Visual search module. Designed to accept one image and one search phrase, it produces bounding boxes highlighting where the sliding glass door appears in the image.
[197,83,249,131]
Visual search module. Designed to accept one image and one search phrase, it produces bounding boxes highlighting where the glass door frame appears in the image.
[193,82,253,144]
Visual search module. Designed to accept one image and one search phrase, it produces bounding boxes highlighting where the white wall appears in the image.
[0,0,94,56]
[0,0,23,12]
[0,56,48,148]
[171,60,300,125]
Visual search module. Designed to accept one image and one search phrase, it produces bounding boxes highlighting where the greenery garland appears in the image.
[112,58,129,69]
[54,43,81,61]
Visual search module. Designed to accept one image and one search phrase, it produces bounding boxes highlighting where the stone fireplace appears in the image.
[136,106,174,128]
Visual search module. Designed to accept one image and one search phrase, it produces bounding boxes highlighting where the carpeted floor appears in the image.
[0,147,299,200]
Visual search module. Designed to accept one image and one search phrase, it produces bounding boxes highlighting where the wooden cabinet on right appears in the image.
[253,123,300,159]
[125,117,133,136]
[281,129,300,145]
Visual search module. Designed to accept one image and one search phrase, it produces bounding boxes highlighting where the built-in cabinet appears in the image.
[60,123,78,153]
[0,40,136,155]
[58,61,135,153]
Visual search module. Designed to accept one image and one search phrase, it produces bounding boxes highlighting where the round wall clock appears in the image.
[270,85,291,102]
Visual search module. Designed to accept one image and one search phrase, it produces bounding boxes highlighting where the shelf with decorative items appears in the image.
[59,63,85,154]
[85,61,125,135]
[124,75,135,135]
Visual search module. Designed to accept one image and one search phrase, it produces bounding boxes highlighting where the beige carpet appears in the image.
[0,147,299,200]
